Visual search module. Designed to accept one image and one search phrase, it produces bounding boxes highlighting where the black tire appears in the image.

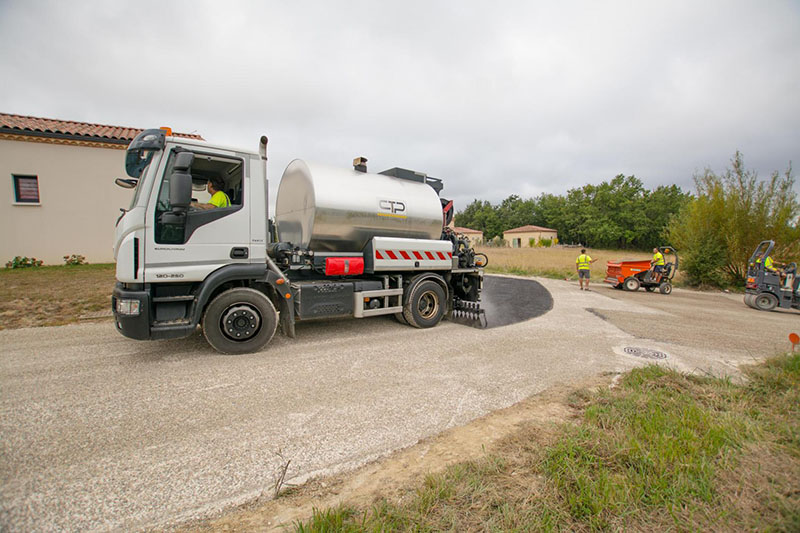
[403,280,446,329]
[645,286,656,292]
[202,287,278,354]
[623,277,640,292]
[744,293,756,309]
[658,282,673,295]
[393,312,408,325]
[753,292,778,312]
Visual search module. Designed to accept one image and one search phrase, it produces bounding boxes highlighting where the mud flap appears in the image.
[278,297,296,338]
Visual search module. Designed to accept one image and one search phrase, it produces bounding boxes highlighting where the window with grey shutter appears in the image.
[13,175,40,203]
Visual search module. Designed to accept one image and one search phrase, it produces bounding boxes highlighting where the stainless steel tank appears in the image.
[275,159,444,252]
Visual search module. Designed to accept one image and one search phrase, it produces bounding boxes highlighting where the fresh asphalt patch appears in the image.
[479,275,554,328]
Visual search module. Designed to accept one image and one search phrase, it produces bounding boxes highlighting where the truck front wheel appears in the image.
[203,288,278,354]
[403,280,446,329]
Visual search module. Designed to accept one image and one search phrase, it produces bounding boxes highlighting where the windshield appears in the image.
[127,161,151,210]
[125,128,167,177]
[125,149,155,179]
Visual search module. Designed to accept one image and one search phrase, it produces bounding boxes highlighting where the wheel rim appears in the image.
[221,304,262,341]
[755,295,775,310]
[417,290,440,320]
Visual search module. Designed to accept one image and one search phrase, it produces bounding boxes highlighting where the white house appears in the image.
[0,113,200,264]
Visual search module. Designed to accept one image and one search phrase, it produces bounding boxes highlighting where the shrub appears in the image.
[486,236,507,247]
[5,256,44,268]
[540,238,553,248]
[668,151,799,287]
[63,254,87,266]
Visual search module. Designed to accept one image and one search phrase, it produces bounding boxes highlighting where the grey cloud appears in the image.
[1,0,798,212]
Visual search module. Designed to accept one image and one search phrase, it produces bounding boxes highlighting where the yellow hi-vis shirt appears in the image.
[756,256,775,269]
[653,251,665,266]
[210,190,231,208]
[576,254,592,270]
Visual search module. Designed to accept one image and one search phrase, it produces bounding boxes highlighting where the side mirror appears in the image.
[115,178,138,189]
[169,152,194,210]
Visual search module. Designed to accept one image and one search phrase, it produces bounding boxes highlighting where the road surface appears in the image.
[1,276,796,531]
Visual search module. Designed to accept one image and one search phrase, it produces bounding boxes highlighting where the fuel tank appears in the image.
[275,159,444,252]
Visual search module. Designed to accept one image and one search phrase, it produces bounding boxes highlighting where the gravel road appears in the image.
[1,276,797,531]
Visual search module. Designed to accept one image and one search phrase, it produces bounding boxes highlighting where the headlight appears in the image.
[116,299,141,316]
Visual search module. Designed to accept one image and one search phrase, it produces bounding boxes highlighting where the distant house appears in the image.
[453,226,483,246]
[502,224,558,248]
[0,112,201,264]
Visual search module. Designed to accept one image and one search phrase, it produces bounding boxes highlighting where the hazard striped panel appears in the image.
[368,237,454,272]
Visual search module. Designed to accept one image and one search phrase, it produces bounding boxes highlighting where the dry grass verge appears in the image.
[479,246,687,284]
[0,264,115,330]
[296,353,800,532]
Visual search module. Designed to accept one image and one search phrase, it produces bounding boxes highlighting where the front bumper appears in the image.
[111,283,151,340]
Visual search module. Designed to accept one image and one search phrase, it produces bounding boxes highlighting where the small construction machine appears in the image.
[744,240,799,312]
[604,246,678,294]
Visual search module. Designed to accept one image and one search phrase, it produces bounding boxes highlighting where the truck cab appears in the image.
[113,129,278,343]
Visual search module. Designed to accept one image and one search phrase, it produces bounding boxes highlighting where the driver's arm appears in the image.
[191,201,216,210]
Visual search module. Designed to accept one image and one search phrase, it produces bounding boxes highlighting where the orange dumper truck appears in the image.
[604,246,678,294]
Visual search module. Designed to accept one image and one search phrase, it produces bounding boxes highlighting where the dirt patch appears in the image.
[0,264,115,330]
[176,376,614,532]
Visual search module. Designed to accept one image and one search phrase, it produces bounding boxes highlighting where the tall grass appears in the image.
[480,246,653,280]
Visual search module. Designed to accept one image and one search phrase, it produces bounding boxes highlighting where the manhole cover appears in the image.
[623,347,668,360]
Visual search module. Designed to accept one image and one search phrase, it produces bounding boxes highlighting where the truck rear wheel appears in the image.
[753,292,778,312]
[623,277,640,291]
[403,280,446,329]
[203,288,278,354]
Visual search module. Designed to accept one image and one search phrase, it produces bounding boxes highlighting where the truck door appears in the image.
[144,147,251,283]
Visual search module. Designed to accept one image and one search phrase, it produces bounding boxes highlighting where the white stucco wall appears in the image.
[1,138,133,264]
[504,230,558,248]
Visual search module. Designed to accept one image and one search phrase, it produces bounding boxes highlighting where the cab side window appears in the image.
[155,151,244,244]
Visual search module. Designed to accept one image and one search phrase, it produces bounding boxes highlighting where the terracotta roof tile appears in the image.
[503,224,558,234]
[0,112,203,143]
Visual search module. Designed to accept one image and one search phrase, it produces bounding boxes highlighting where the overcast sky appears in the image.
[1,0,799,211]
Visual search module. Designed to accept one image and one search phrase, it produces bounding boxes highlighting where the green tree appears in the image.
[641,185,692,249]
[455,176,689,249]
[454,199,503,239]
[667,151,800,287]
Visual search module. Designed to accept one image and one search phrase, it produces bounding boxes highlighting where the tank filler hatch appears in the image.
[379,167,444,195]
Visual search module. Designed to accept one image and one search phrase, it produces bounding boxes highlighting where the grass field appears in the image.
[479,246,685,284]
[296,353,800,532]
[0,264,116,330]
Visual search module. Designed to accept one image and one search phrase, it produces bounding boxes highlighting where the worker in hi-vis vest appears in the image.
[192,175,231,210]
[576,248,597,291]
[756,253,778,273]
[650,248,666,281]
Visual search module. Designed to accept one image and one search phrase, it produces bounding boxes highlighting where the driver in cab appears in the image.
[191,175,230,210]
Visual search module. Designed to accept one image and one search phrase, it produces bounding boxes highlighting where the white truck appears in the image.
[112,128,485,353]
